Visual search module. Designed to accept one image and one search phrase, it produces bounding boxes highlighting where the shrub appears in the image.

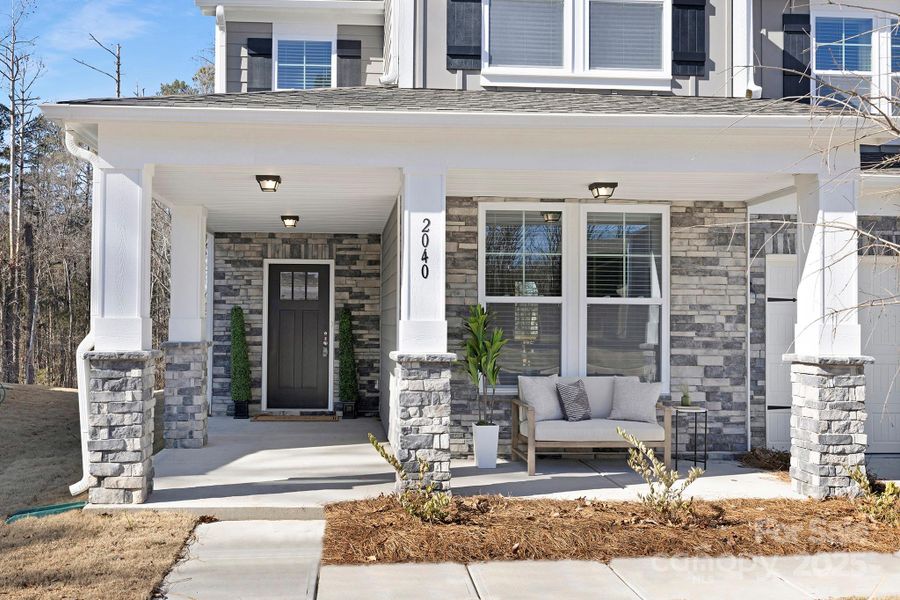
[850,467,900,526]
[230,306,251,403]
[368,433,451,523]
[338,308,359,407]
[618,427,703,523]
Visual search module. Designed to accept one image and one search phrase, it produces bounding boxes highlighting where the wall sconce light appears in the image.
[589,182,618,200]
[281,215,300,228]
[542,211,561,224]
[256,175,282,192]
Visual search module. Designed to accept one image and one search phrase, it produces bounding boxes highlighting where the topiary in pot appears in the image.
[338,308,359,418]
[230,306,251,419]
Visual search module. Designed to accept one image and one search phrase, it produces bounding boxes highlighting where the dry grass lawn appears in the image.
[0,511,198,600]
[0,385,84,516]
[0,384,198,600]
[324,495,900,565]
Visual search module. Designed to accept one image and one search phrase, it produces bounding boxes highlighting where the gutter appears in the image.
[63,129,98,497]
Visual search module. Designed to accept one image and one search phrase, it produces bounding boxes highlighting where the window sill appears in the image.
[480,69,673,92]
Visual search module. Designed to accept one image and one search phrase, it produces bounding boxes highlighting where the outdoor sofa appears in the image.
[512,375,673,476]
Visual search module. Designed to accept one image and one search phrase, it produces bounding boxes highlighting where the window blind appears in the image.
[489,0,564,67]
[814,17,872,72]
[277,40,333,89]
[589,0,663,70]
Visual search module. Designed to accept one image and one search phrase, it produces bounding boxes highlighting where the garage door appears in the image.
[765,255,900,453]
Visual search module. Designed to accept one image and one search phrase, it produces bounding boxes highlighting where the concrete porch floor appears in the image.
[108,416,834,519]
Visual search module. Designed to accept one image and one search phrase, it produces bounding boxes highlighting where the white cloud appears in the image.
[42,0,151,53]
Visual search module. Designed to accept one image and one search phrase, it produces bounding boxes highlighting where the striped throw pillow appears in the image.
[556,380,591,422]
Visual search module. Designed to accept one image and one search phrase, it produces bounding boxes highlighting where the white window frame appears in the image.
[579,204,670,391]
[810,9,894,115]
[480,0,672,91]
[477,201,671,393]
[272,23,337,91]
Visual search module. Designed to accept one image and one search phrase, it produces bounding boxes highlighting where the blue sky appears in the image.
[28,0,212,103]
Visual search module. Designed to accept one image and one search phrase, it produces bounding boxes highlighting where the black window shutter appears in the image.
[337,39,363,87]
[672,0,707,77]
[782,14,811,102]
[247,38,273,92]
[447,0,482,71]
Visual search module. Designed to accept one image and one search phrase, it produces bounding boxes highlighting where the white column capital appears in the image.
[169,205,209,343]
[398,169,447,353]
[793,171,861,358]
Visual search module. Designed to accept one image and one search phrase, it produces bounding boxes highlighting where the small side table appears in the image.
[673,406,708,470]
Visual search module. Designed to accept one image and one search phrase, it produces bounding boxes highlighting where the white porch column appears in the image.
[91,166,153,351]
[786,166,871,499]
[398,168,448,353]
[169,205,209,342]
[163,205,211,449]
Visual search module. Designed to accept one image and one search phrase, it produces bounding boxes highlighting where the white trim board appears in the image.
[261,258,336,413]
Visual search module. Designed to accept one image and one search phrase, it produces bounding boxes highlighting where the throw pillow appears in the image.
[609,378,661,424]
[556,379,591,422]
[518,375,564,422]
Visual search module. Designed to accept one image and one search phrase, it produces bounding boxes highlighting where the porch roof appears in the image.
[57,87,821,117]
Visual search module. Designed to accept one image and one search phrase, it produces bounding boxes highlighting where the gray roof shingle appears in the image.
[56,87,822,116]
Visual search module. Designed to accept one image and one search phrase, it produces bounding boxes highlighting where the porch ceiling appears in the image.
[153,165,401,233]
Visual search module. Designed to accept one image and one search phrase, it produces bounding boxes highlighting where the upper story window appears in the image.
[811,13,898,115]
[275,40,334,90]
[482,0,672,90]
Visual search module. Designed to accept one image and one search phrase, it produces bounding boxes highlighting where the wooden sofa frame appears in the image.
[510,398,673,476]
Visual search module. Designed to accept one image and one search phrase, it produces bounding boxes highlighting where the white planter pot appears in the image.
[473,424,500,469]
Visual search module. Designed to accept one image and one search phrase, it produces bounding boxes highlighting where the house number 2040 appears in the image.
[420,218,431,279]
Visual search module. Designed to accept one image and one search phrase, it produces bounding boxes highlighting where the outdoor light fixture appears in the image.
[542,211,561,224]
[589,182,618,200]
[256,175,282,192]
[281,215,300,228]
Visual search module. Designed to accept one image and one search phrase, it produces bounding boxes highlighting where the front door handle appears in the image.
[322,330,329,357]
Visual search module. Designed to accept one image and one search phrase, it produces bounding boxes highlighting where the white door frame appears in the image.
[261,258,336,413]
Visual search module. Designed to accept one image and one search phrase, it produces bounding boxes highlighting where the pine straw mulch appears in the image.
[323,495,900,565]
[739,447,791,481]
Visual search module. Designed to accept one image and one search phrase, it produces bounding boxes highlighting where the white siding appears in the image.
[380,200,400,440]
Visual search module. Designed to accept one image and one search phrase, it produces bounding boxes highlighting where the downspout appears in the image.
[745,214,753,452]
[380,0,400,85]
[64,129,99,496]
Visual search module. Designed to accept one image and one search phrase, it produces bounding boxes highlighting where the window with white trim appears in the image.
[483,209,564,386]
[276,40,333,90]
[892,21,900,115]
[479,203,670,390]
[482,0,672,90]
[584,211,664,381]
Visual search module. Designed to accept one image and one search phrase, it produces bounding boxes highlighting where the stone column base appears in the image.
[162,341,211,449]
[784,354,873,499]
[86,350,160,504]
[389,352,455,492]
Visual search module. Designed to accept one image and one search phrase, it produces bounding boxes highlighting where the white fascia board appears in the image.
[39,103,879,141]
[196,0,384,16]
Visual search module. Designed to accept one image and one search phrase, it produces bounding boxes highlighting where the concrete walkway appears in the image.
[162,520,900,600]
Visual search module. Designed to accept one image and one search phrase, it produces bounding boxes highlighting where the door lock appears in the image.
[322,330,329,357]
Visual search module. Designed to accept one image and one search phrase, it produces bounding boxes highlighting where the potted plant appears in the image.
[464,304,508,469]
[230,306,251,420]
[338,308,359,419]
[680,384,692,407]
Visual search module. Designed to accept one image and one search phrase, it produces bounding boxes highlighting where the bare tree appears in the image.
[74,34,122,98]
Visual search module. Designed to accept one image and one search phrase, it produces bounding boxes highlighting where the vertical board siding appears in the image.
[782,13,811,102]
[446,0,483,71]
[672,0,707,77]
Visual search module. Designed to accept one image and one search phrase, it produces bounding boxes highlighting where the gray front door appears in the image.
[266,264,330,410]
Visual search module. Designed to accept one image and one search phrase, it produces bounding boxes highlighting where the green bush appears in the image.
[850,467,900,525]
[338,308,359,405]
[230,306,251,403]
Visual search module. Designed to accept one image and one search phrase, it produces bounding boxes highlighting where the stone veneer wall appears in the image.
[445,198,752,457]
[669,202,749,455]
[747,214,900,449]
[212,233,381,416]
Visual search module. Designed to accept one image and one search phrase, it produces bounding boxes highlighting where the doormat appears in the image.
[252,413,339,422]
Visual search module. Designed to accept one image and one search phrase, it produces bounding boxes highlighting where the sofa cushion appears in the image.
[556,375,635,419]
[532,419,665,443]
[518,375,563,422]
[609,378,661,424]
[556,380,591,422]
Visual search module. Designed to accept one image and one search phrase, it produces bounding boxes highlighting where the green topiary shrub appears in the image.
[230,306,252,416]
[338,308,359,412]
